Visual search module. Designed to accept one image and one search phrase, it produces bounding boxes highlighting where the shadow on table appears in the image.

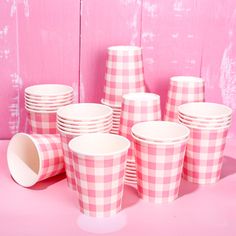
[29,173,66,190]
[220,155,236,179]
[178,179,198,198]
[122,184,140,210]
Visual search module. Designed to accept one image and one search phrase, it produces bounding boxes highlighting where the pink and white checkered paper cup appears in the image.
[103,46,146,106]
[57,103,113,190]
[69,133,130,217]
[119,92,161,185]
[27,110,57,134]
[181,125,230,184]
[165,76,205,122]
[132,121,190,203]
[7,133,65,187]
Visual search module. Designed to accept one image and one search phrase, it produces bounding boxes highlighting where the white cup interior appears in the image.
[171,76,204,84]
[57,103,113,121]
[7,133,41,187]
[123,92,160,102]
[178,102,232,119]
[25,84,73,97]
[132,121,190,142]
[69,133,130,156]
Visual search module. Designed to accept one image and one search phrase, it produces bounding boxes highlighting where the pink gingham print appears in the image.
[165,82,204,122]
[133,139,187,203]
[59,133,77,190]
[119,99,161,161]
[28,111,57,134]
[72,152,127,217]
[31,134,65,181]
[182,127,229,184]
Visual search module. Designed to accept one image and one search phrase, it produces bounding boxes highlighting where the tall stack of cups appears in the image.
[178,102,232,184]
[56,103,113,190]
[101,46,146,134]
[119,92,161,185]
[132,121,190,203]
[25,84,74,134]
[164,76,205,122]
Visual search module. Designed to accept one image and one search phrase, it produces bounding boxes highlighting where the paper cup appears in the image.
[69,133,130,217]
[7,133,65,187]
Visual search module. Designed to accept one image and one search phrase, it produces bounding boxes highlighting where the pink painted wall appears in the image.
[1,0,236,139]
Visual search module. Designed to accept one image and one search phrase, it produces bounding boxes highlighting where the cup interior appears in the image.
[69,133,130,156]
[57,103,113,121]
[7,133,40,187]
[178,102,232,119]
[25,84,73,97]
[132,121,190,142]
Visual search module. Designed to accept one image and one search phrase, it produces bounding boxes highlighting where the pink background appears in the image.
[1,0,236,139]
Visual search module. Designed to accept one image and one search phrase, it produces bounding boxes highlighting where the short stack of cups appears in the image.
[101,99,122,134]
[165,76,205,122]
[7,133,65,187]
[132,121,190,203]
[119,92,162,186]
[25,84,74,134]
[56,103,113,190]
[178,102,232,184]
[69,133,130,217]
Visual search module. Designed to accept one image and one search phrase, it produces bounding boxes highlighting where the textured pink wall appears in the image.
[1,0,236,139]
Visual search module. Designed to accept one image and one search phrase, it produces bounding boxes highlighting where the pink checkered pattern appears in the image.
[182,126,229,184]
[59,132,77,190]
[133,138,187,203]
[31,134,65,181]
[72,152,127,217]
[28,111,57,134]
[119,99,162,161]
[103,50,146,105]
[165,82,204,122]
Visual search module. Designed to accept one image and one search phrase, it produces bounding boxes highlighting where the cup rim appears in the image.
[178,116,231,127]
[108,45,141,52]
[69,133,130,157]
[25,96,73,104]
[131,132,189,146]
[178,102,232,119]
[7,133,42,187]
[131,121,190,142]
[26,107,57,114]
[25,84,73,97]
[122,92,160,102]
[170,76,204,84]
[57,103,113,121]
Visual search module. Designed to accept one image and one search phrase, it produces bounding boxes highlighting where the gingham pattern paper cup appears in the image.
[132,121,190,203]
[7,133,65,187]
[69,133,130,217]
[57,103,113,190]
[27,111,57,134]
[25,84,74,134]
[119,92,162,185]
[164,76,205,122]
[103,46,146,106]
[182,125,230,184]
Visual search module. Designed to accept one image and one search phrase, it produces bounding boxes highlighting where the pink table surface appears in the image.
[0,139,236,236]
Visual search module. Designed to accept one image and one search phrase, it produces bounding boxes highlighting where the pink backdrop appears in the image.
[1,0,236,139]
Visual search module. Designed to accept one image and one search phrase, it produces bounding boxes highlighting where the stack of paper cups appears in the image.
[178,102,232,184]
[25,84,74,134]
[57,103,113,190]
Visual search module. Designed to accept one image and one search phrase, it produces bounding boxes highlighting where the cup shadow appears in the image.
[220,155,236,179]
[29,173,66,190]
[178,178,199,198]
[122,184,140,210]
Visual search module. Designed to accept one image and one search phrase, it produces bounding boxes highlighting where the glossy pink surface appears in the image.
[0,0,236,139]
[1,139,236,235]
